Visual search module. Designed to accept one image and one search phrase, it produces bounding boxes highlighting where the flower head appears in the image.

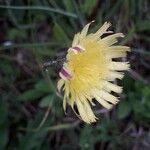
[57,22,130,123]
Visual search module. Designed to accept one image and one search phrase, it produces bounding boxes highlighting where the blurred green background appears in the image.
[0,0,150,150]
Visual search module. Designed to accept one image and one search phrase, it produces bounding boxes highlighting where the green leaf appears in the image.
[0,124,8,150]
[35,80,51,93]
[39,95,54,108]
[80,0,97,16]
[63,0,74,12]
[53,22,70,44]
[18,89,43,102]
[142,86,150,109]
[117,100,131,119]
[7,29,27,40]
[136,20,150,31]
[0,96,8,125]
[0,96,8,149]
[0,60,19,85]
[79,126,94,150]
[35,47,56,57]
[18,129,47,150]
[18,112,48,150]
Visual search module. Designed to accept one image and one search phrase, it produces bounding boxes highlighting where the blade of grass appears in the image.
[132,48,150,56]
[0,5,77,18]
[121,27,135,45]
[0,42,66,50]
[72,0,85,27]
[121,20,150,45]
[5,1,26,29]
[105,0,124,19]
[62,0,77,31]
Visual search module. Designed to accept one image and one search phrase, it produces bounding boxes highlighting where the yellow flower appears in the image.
[57,21,130,123]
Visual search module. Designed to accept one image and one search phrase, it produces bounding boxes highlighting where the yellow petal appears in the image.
[106,50,127,58]
[76,100,90,123]
[63,94,67,111]
[108,46,130,51]
[96,97,113,109]
[99,90,119,104]
[80,21,94,38]
[83,100,97,123]
[72,33,80,47]
[57,79,65,92]
[107,71,124,80]
[76,95,97,123]
[103,81,122,93]
[95,22,112,37]
[101,33,124,46]
[109,62,130,71]
[92,89,113,109]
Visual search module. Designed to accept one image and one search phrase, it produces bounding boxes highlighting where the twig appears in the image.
[36,101,52,130]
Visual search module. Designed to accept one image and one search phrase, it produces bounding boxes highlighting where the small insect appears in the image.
[42,57,66,72]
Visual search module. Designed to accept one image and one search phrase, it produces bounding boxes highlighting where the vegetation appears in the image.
[0,0,150,149]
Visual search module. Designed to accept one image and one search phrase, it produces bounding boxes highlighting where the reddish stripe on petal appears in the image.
[72,46,82,52]
[72,45,85,54]
[59,68,71,80]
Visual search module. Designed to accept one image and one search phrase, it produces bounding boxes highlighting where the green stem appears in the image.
[19,121,80,132]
